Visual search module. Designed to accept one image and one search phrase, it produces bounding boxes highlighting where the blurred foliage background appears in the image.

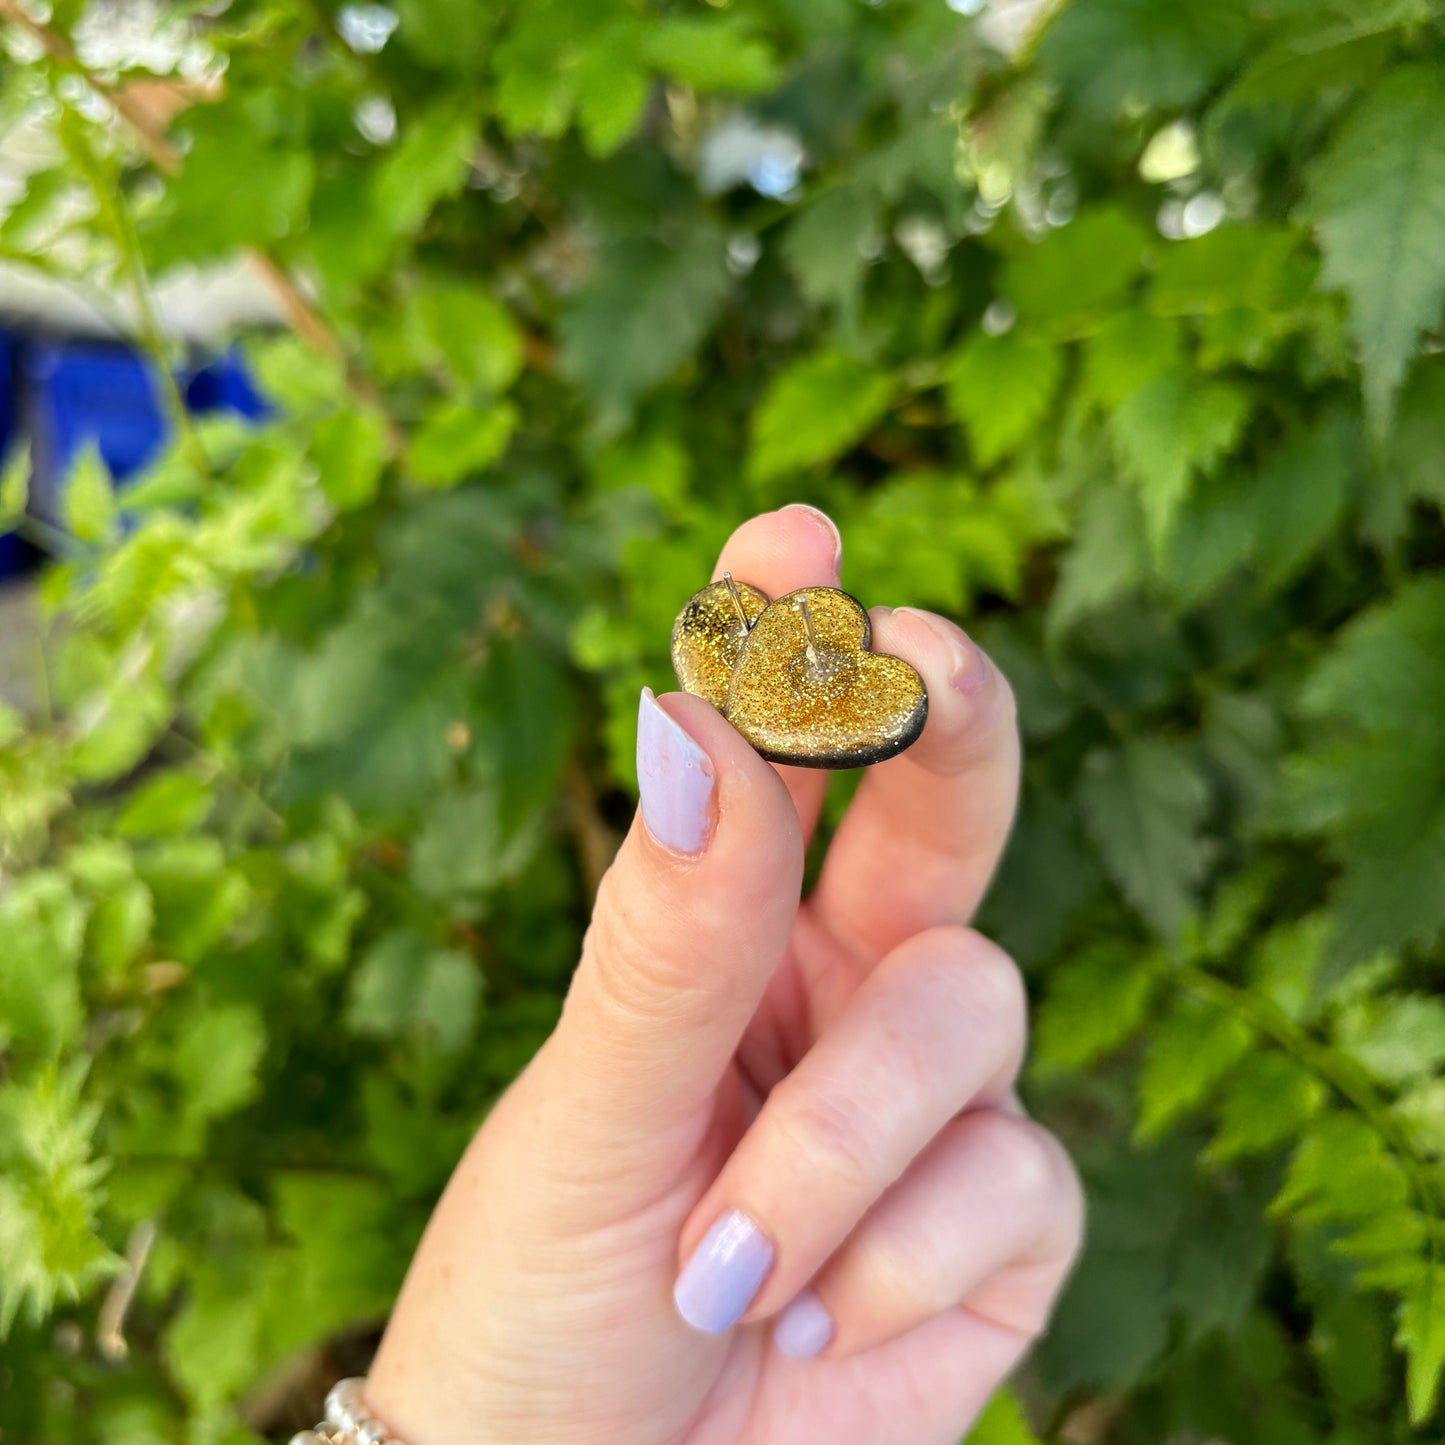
[0,0,1443,1441]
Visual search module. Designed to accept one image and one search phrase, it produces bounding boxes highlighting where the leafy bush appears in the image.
[1,1,1443,1442]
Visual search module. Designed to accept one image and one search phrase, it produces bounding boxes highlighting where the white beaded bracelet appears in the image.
[289,1378,405,1445]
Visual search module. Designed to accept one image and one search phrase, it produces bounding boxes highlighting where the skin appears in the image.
[367,506,1084,1445]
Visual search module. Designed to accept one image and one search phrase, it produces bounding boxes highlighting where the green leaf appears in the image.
[1033,944,1156,1073]
[409,285,524,396]
[312,408,390,513]
[1040,0,1252,116]
[944,331,1062,469]
[1149,225,1307,317]
[558,226,731,422]
[1207,1052,1325,1163]
[1136,995,1253,1142]
[144,105,314,267]
[575,26,651,157]
[1047,484,1148,638]
[967,1389,1043,1444]
[172,1003,266,1125]
[372,107,478,238]
[1335,995,1445,1088]
[1110,374,1251,556]
[1078,738,1213,939]
[748,350,893,484]
[408,782,504,899]
[1249,412,1355,593]
[1000,208,1151,337]
[407,401,518,490]
[346,930,481,1055]
[1400,1269,1445,1426]
[115,772,213,839]
[1301,574,1445,734]
[641,19,778,93]
[1303,67,1445,435]
[61,444,117,546]
[783,185,882,314]
[0,1065,115,1334]
[0,873,86,1058]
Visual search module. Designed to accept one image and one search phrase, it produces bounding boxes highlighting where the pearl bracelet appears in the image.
[290,1378,405,1445]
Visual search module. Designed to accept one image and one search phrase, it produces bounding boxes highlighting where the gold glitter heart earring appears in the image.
[670,577,928,769]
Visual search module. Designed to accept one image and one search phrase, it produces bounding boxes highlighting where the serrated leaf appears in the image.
[172,1003,266,1125]
[1110,374,1251,557]
[1275,1112,1410,1224]
[1336,995,1445,1088]
[783,185,882,314]
[1400,1269,1445,1425]
[1302,574,1445,733]
[1081,311,1182,409]
[1303,67,1445,435]
[1047,483,1149,638]
[1078,738,1212,939]
[346,930,481,1054]
[558,226,731,422]
[945,330,1062,469]
[1136,995,1253,1142]
[1033,944,1155,1073]
[1207,1051,1324,1163]
[61,444,117,546]
[0,873,86,1057]
[748,350,893,484]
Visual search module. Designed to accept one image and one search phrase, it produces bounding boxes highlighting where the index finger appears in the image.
[710,504,843,841]
[809,606,1021,963]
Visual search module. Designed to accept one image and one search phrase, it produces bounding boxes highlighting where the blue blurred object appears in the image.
[0,333,22,579]
[0,334,268,579]
[185,348,272,421]
[24,339,169,526]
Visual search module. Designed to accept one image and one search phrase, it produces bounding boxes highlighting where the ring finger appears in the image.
[673,927,1027,1332]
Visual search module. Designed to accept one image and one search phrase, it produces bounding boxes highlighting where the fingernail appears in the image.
[774,1289,833,1359]
[674,1210,774,1334]
[637,688,715,855]
[893,608,989,695]
[780,503,843,575]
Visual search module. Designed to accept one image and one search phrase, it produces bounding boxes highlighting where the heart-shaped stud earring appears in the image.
[671,574,771,709]
[670,577,928,768]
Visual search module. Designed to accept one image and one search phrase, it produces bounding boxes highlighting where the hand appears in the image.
[367,506,1083,1445]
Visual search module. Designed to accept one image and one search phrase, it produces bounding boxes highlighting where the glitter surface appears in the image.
[671,578,771,708]
[723,586,927,768]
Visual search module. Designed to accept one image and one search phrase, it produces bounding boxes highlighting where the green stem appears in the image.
[1174,961,1444,1318]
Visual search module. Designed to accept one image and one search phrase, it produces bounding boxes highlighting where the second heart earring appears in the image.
[671,574,928,769]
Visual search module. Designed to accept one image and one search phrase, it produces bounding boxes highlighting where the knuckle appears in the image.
[581,872,707,1026]
[969,1111,1065,1206]
[908,929,1026,1040]
[772,1080,883,1196]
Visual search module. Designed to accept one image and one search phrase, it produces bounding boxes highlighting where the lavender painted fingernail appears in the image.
[774,1289,833,1359]
[637,688,715,855]
[674,1211,774,1334]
